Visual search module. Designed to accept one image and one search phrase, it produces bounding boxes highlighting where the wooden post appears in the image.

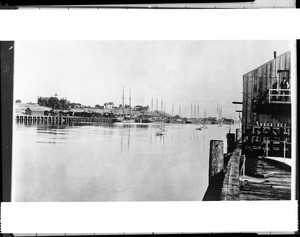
[227,133,235,153]
[236,128,242,143]
[209,140,224,184]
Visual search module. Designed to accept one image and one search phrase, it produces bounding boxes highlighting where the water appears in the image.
[12,122,234,201]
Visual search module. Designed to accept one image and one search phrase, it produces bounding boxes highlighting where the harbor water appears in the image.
[12,122,236,201]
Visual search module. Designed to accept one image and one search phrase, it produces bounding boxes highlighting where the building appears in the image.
[104,102,114,109]
[24,106,51,116]
[242,51,291,158]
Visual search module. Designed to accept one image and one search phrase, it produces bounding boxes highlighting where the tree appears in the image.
[15,99,22,103]
[48,96,60,110]
[59,98,70,110]
[95,104,101,108]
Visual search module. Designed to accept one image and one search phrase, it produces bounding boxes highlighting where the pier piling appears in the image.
[209,140,224,184]
[236,128,242,143]
[226,133,235,153]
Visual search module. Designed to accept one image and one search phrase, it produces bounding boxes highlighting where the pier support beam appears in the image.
[209,140,224,184]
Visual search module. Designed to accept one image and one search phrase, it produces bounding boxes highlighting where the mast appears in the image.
[129,88,131,115]
[204,102,207,126]
[122,86,125,116]
[161,99,163,111]
[179,105,181,117]
[191,103,192,118]
[151,97,153,112]
[172,104,174,117]
[156,98,158,111]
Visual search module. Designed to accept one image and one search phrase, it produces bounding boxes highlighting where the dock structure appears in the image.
[242,51,291,160]
[203,133,291,201]
[203,51,292,201]
[240,157,291,200]
[15,115,113,124]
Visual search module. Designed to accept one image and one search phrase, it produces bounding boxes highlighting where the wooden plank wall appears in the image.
[242,51,291,130]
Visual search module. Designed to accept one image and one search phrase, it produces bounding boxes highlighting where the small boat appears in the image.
[156,130,166,136]
[156,123,166,136]
[196,127,202,131]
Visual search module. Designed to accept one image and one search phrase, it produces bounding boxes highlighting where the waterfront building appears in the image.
[242,51,291,158]
[24,106,51,116]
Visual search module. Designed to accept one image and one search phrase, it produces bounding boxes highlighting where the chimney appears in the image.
[274,51,277,59]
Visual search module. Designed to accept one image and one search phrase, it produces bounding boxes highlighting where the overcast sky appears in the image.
[14,40,293,118]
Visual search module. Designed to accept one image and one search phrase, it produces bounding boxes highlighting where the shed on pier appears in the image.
[24,106,51,116]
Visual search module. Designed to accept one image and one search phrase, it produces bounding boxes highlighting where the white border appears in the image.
[0,10,300,40]
[1,201,298,233]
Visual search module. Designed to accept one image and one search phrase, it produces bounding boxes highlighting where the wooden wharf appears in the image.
[203,129,291,201]
[240,157,291,200]
[15,115,113,124]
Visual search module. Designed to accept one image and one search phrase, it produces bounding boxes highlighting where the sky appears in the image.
[14,40,294,118]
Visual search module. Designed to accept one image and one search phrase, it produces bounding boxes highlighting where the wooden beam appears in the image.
[236,110,243,113]
[277,70,290,73]
[232,101,243,105]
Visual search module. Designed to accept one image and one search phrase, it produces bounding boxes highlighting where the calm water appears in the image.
[12,122,235,201]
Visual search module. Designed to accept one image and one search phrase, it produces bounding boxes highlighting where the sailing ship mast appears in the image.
[203,103,207,128]
[151,97,153,112]
[122,86,125,116]
[129,88,131,116]
[172,104,174,117]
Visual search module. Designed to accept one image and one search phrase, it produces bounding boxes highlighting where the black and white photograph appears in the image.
[3,40,294,202]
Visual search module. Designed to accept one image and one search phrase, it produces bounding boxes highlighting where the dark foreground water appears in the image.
[12,122,235,201]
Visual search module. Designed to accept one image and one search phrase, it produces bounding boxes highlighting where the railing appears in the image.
[265,138,291,162]
[268,89,291,103]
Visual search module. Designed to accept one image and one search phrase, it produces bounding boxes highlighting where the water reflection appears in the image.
[136,124,149,129]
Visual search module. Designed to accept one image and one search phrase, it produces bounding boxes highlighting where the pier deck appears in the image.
[239,157,291,200]
[15,115,113,124]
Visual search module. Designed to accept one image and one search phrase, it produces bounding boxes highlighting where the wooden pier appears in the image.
[203,129,291,201]
[15,115,113,124]
[240,157,291,200]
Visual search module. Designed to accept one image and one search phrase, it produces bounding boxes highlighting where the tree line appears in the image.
[37,96,81,110]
